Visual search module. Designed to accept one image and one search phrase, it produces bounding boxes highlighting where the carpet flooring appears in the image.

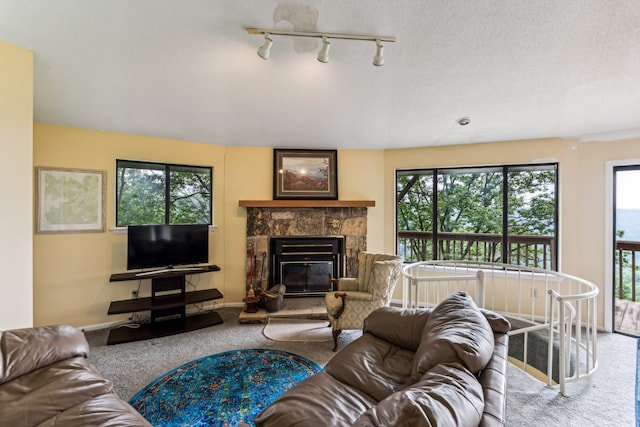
[129,348,321,427]
[263,318,333,342]
[84,307,638,426]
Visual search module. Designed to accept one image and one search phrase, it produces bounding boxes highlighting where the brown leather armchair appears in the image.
[325,252,403,350]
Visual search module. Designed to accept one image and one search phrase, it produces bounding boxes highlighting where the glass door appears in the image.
[613,166,640,336]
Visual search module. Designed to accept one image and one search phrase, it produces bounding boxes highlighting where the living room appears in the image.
[1,2,640,425]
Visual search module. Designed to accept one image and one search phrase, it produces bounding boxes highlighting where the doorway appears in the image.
[613,166,640,336]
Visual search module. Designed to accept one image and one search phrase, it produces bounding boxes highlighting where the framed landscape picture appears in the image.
[273,149,338,200]
[36,167,106,233]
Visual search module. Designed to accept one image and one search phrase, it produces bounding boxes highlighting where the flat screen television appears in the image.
[127,224,209,271]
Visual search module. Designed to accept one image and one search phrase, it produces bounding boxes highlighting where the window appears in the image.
[116,160,212,226]
[396,163,558,269]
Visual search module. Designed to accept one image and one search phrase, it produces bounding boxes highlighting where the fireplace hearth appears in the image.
[270,236,344,296]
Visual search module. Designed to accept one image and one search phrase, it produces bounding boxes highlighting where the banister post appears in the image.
[475,269,485,308]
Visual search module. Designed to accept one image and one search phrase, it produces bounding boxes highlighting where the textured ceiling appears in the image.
[1,0,639,149]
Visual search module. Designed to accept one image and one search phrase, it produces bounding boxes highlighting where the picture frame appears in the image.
[36,167,106,234]
[273,149,338,200]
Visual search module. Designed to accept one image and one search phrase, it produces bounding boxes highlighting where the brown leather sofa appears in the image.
[255,291,510,427]
[0,324,150,427]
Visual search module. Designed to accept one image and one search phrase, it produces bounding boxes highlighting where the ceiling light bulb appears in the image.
[373,39,384,66]
[257,33,273,60]
[317,36,330,63]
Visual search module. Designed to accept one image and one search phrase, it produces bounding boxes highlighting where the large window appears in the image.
[116,160,212,226]
[397,164,558,269]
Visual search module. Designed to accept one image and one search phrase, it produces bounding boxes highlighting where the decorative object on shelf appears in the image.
[35,167,106,233]
[273,148,338,200]
[247,28,396,66]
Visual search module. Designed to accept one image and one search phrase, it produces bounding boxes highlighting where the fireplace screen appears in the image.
[280,261,333,294]
[270,236,344,296]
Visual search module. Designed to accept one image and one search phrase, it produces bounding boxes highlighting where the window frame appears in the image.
[396,162,559,269]
[115,159,213,227]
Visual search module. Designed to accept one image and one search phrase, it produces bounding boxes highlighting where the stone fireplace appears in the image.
[241,201,374,296]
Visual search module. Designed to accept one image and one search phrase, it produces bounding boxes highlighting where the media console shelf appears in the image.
[107,265,223,345]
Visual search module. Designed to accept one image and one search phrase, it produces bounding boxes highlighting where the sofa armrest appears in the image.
[362,307,431,352]
[0,324,89,384]
[478,332,509,427]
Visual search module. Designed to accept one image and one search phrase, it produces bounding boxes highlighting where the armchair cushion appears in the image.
[356,252,402,293]
[333,277,359,291]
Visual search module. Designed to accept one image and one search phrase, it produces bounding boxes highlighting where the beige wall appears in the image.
[0,40,33,329]
[31,122,640,329]
[33,124,227,327]
[384,137,640,326]
[33,126,386,327]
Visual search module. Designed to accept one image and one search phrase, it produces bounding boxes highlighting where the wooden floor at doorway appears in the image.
[615,298,640,336]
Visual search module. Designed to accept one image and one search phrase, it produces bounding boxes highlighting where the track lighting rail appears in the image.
[248,28,396,65]
[247,28,397,43]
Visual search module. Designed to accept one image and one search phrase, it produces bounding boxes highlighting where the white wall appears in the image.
[0,40,34,329]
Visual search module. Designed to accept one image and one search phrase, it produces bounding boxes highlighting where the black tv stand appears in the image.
[107,265,223,345]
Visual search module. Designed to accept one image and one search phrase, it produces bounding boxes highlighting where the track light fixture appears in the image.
[317,36,330,63]
[373,39,384,66]
[248,28,396,66]
[257,33,273,60]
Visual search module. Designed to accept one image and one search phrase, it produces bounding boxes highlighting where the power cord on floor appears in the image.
[117,313,150,328]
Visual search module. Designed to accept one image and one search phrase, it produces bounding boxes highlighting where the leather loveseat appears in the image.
[0,324,150,427]
[255,291,510,427]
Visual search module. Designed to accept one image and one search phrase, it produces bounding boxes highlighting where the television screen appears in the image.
[127,224,209,270]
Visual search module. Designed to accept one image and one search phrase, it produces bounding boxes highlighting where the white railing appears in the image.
[402,260,599,396]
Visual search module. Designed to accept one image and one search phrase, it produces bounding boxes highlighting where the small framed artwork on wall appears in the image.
[35,167,106,233]
[273,149,338,200]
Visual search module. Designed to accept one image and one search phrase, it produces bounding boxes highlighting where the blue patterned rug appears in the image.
[130,348,321,426]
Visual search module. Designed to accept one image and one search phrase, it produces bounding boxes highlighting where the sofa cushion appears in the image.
[353,363,485,427]
[412,291,494,380]
[35,393,151,427]
[0,357,114,427]
[0,324,88,384]
[254,371,377,427]
[324,333,416,402]
[480,308,511,334]
[363,307,432,352]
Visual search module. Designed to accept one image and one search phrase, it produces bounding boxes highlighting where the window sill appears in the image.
[111,225,219,235]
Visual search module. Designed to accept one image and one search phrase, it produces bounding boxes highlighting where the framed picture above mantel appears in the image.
[273,148,338,200]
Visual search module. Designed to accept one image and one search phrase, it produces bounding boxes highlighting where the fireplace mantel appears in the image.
[239,200,375,208]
